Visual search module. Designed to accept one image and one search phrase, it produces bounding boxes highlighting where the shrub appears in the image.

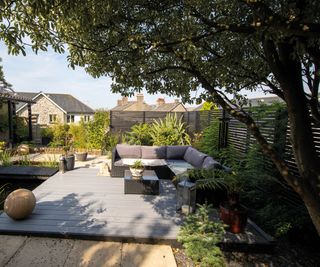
[125,123,152,145]
[104,132,121,152]
[178,203,226,267]
[149,113,190,145]
[49,123,70,147]
[40,127,54,138]
[198,119,220,158]
[86,110,110,149]
[68,121,87,149]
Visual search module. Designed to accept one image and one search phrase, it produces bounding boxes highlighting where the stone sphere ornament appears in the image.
[4,189,36,220]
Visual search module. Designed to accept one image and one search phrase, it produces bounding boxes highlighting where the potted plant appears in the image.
[219,170,248,234]
[70,121,89,161]
[129,160,144,179]
[75,150,88,161]
[62,134,75,171]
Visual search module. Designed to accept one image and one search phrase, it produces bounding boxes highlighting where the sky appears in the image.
[0,42,268,110]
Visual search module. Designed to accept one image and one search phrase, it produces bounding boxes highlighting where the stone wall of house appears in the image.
[18,95,65,125]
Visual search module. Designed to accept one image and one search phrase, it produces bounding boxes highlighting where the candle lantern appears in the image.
[176,180,196,215]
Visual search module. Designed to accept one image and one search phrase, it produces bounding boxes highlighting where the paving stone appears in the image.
[121,243,177,267]
[5,237,74,267]
[64,240,122,267]
[0,235,27,266]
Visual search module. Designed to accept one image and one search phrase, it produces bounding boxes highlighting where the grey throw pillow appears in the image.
[116,144,141,158]
[141,146,166,159]
[183,147,207,168]
[202,157,223,170]
[166,146,190,159]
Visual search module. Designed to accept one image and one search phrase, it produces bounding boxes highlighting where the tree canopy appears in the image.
[1,0,320,234]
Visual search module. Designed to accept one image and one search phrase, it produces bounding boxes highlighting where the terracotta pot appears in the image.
[76,152,88,161]
[219,202,248,234]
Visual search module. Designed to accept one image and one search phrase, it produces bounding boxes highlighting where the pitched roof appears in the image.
[16,92,95,114]
[152,103,186,112]
[15,92,38,110]
[111,101,136,111]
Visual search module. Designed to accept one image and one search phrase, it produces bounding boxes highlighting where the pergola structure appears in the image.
[0,84,35,144]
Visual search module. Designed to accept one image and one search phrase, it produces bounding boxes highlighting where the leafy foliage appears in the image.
[198,119,220,158]
[131,159,143,169]
[178,203,226,267]
[49,123,70,148]
[104,132,121,152]
[125,123,152,145]
[68,120,88,149]
[86,110,109,149]
[40,127,54,138]
[149,114,190,146]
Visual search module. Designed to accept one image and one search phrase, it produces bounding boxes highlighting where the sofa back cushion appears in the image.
[141,146,166,159]
[183,147,207,168]
[202,157,223,170]
[116,144,141,158]
[166,146,190,159]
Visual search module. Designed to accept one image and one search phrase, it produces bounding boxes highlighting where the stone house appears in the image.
[16,92,95,125]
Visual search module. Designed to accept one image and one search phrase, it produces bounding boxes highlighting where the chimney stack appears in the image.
[122,96,128,105]
[136,93,144,103]
[117,99,123,106]
[174,99,180,104]
[156,98,165,106]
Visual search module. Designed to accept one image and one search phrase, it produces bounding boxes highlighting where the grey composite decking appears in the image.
[0,167,274,251]
[0,168,181,245]
[0,166,58,180]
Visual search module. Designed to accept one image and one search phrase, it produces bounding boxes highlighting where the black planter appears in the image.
[75,152,88,161]
[41,137,52,145]
[65,155,75,171]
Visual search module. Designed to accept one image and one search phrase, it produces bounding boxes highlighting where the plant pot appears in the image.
[129,167,144,179]
[41,136,52,146]
[76,152,88,161]
[64,154,75,171]
[219,202,248,234]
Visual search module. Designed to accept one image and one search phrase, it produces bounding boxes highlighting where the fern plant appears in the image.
[149,113,191,145]
[178,203,226,267]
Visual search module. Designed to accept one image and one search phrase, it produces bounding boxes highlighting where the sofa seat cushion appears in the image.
[183,147,207,168]
[166,160,194,175]
[166,146,190,159]
[116,144,141,158]
[114,158,167,167]
[141,146,166,159]
[202,157,223,170]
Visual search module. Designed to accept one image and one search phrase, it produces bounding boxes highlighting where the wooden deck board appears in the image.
[0,167,274,251]
[0,168,181,244]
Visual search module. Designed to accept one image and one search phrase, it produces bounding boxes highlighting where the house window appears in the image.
[83,115,90,122]
[49,114,57,124]
[32,114,39,124]
[67,115,75,123]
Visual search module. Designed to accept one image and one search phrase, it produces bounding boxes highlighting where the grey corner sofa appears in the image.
[111,144,229,179]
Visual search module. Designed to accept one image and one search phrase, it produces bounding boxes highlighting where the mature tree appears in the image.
[0,57,11,90]
[1,0,320,234]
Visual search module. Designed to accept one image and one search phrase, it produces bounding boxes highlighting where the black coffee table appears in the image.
[124,170,159,195]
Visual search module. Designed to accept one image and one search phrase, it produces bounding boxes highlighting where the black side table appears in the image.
[124,170,159,195]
